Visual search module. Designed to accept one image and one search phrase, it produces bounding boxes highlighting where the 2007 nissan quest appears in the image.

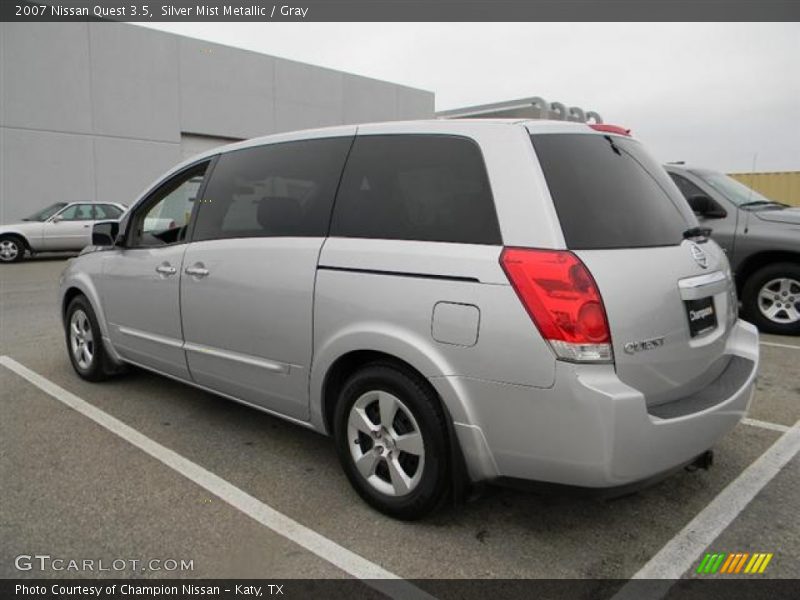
[59,120,759,519]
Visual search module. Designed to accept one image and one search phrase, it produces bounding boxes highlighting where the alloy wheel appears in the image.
[0,239,19,262]
[70,309,95,369]
[757,277,800,325]
[347,390,425,497]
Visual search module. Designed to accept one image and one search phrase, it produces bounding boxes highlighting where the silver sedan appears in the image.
[0,201,126,263]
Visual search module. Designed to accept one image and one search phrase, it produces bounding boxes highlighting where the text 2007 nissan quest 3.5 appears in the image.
[59,120,759,519]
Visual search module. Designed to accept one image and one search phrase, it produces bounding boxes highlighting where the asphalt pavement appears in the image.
[1,256,798,584]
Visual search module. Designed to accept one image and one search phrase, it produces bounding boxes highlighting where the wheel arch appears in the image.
[61,277,125,367]
[311,325,472,494]
[0,231,31,252]
[736,250,800,294]
[310,327,471,434]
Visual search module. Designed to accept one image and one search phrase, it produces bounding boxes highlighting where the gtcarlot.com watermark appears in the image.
[14,554,194,574]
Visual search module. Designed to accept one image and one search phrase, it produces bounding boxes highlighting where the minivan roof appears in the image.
[198,119,613,160]
[160,119,624,198]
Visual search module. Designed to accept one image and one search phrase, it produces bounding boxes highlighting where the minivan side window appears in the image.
[330,135,502,245]
[192,137,353,242]
[128,162,209,248]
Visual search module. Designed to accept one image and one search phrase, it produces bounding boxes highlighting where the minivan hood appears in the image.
[753,207,800,225]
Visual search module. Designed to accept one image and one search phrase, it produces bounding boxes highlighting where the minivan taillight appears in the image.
[500,248,613,363]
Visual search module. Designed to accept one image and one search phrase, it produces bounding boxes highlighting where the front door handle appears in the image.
[185,264,210,278]
[155,263,177,276]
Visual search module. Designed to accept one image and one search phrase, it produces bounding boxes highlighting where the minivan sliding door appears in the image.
[179,134,354,421]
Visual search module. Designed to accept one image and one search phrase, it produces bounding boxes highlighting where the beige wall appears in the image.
[728,171,800,207]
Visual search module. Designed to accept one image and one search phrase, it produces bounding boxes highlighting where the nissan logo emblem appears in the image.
[689,243,708,269]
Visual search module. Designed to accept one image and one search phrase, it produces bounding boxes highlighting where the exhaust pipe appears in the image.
[686,450,714,472]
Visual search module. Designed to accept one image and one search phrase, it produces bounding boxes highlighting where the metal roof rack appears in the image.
[436,96,603,123]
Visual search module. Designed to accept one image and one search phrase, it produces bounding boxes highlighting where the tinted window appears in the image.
[95,204,123,219]
[692,170,776,207]
[531,134,691,249]
[192,137,353,242]
[330,135,501,245]
[669,173,707,200]
[129,162,208,247]
[26,202,67,222]
[58,204,94,221]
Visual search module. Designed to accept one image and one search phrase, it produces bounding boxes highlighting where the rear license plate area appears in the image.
[685,296,718,338]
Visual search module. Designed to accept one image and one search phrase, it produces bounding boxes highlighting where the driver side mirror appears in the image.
[92,221,120,247]
[51,215,63,223]
[687,194,727,219]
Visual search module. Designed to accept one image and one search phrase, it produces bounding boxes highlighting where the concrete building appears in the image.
[0,22,434,221]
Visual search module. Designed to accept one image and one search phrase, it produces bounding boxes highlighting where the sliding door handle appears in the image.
[155,263,177,276]
[185,264,210,278]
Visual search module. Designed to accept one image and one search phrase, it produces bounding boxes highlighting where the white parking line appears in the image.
[0,356,435,600]
[760,341,800,351]
[612,418,800,600]
[742,417,791,434]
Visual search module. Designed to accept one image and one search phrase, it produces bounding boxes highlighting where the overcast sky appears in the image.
[138,22,799,172]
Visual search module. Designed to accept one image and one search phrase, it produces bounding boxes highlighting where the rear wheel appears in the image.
[741,262,800,335]
[333,363,450,520]
[65,295,119,381]
[0,235,25,263]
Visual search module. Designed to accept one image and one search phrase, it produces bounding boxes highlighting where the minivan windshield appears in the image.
[23,202,68,222]
[531,134,692,250]
[692,170,781,208]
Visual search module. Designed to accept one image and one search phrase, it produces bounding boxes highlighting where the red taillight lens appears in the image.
[500,248,613,362]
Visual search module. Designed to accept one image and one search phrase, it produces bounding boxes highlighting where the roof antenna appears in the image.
[743,152,757,234]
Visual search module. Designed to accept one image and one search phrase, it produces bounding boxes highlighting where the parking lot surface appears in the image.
[1,256,798,583]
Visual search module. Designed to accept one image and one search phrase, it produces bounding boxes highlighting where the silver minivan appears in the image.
[59,120,759,519]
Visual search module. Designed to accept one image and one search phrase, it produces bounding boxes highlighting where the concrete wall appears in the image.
[0,22,434,222]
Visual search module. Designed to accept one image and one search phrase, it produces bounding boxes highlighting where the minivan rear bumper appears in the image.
[440,319,759,487]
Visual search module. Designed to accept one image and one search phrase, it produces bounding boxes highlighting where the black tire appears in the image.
[741,262,800,335]
[333,363,451,520]
[0,235,26,263]
[65,295,119,381]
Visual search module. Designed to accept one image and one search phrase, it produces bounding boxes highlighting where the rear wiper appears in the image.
[683,226,712,241]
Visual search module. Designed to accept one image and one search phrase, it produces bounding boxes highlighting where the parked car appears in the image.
[0,201,127,263]
[665,164,800,335]
[59,121,759,519]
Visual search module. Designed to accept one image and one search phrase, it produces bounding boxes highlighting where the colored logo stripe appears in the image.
[697,553,726,574]
[744,553,774,573]
[697,552,773,574]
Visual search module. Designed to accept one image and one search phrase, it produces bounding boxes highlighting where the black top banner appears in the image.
[2,0,799,22]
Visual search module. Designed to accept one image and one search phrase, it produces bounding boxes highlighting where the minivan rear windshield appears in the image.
[530,134,691,250]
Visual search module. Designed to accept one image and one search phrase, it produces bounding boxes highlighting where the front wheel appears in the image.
[65,295,117,381]
[741,262,800,335]
[0,236,25,263]
[333,363,451,520]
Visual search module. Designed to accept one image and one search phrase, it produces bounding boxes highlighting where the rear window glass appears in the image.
[531,134,690,249]
[330,135,501,245]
